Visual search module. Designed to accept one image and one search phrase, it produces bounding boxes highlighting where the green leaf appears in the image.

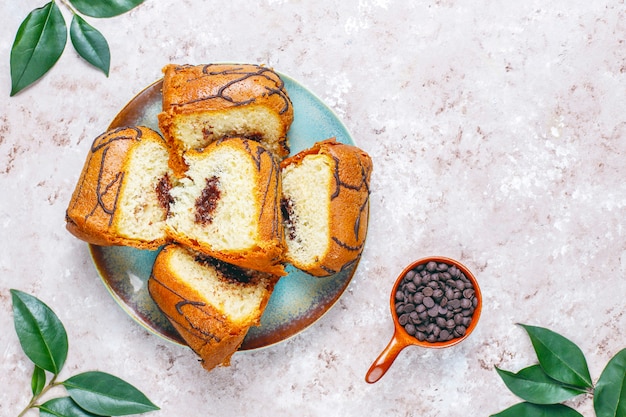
[39,397,101,417]
[69,0,145,18]
[495,365,586,404]
[31,365,47,396]
[11,289,68,374]
[594,348,626,417]
[490,402,584,417]
[70,15,110,76]
[518,324,592,388]
[10,2,67,96]
[63,371,159,415]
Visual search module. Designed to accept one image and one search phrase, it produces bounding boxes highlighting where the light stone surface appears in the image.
[2,1,626,416]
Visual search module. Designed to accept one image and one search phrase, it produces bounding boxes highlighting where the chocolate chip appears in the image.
[463,288,475,299]
[412,274,422,286]
[423,296,435,308]
[405,270,416,282]
[413,293,424,304]
[403,303,416,313]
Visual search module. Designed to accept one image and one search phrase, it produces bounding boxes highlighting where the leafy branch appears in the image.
[491,323,626,417]
[11,289,159,417]
[10,0,144,96]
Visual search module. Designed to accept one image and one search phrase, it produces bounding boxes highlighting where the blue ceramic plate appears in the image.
[89,72,363,350]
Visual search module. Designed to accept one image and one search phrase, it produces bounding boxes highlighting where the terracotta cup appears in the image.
[365,256,482,384]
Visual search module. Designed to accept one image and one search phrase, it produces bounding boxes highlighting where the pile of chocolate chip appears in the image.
[394,260,478,343]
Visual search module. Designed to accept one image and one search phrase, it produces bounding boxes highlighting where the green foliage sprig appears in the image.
[491,323,626,417]
[11,289,159,417]
[10,0,145,96]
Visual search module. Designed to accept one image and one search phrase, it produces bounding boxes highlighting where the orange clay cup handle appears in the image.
[365,330,408,384]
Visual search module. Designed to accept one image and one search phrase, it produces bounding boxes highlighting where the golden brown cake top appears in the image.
[65,126,170,249]
[281,138,373,277]
[161,63,293,118]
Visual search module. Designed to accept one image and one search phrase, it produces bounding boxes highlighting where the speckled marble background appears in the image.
[2,1,626,416]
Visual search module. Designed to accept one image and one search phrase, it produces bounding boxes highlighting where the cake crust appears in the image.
[280,138,373,277]
[65,126,172,249]
[158,63,294,174]
[166,137,287,276]
[148,244,279,371]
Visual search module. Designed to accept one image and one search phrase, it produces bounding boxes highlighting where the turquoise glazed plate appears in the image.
[89,72,362,350]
